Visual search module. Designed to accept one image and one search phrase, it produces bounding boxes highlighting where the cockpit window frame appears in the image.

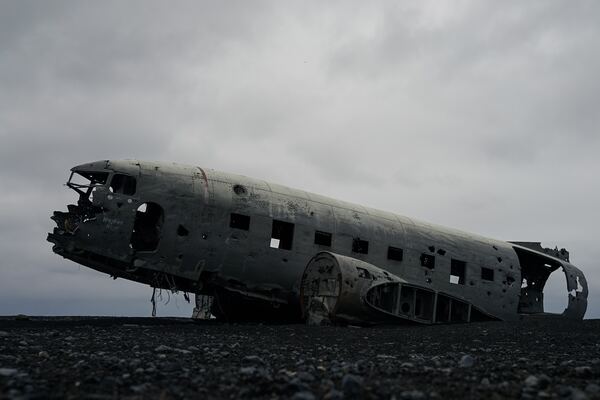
[109,173,137,196]
[67,171,109,197]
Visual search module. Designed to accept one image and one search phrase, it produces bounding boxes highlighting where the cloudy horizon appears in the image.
[1,1,598,319]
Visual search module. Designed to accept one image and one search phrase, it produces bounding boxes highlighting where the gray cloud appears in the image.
[1,0,598,318]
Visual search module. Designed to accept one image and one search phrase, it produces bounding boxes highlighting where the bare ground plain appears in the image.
[0,317,599,399]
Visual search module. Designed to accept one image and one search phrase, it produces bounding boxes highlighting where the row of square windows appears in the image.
[230,213,495,283]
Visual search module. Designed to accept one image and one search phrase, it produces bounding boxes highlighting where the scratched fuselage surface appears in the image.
[47,160,588,323]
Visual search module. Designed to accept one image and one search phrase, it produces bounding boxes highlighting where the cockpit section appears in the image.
[49,161,141,262]
[48,160,208,300]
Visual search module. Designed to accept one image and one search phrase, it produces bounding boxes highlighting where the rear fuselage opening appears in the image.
[513,245,587,318]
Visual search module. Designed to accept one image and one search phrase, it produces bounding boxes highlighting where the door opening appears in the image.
[130,202,164,251]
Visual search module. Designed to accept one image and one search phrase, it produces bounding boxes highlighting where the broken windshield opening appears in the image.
[67,171,109,198]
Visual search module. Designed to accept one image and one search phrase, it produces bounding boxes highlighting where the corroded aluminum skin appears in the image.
[48,159,588,322]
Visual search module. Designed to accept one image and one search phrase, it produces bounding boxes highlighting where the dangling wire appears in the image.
[151,287,157,317]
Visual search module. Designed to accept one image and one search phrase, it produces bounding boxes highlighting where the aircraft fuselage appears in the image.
[47,160,588,323]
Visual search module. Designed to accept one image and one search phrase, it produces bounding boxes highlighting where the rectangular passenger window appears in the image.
[387,246,403,261]
[352,238,369,254]
[271,220,294,250]
[420,253,435,269]
[314,230,332,246]
[481,267,494,281]
[450,259,466,284]
[230,213,250,230]
[110,174,136,195]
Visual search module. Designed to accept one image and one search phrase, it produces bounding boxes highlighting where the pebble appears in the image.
[524,375,539,387]
[585,383,600,395]
[341,374,362,396]
[574,366,592,377]
[571,389,589,400]
[297,371,315,382]
[0,368,18,377]
[240,366,257,375]
[400,390,426,400]
[458,355,475,368]
[154,345,172,352]
[291,391,316,400]
[286,377,310,392]
[323,389,344,400]
[538,374,551,389]
[585,383,600,394]
[242,355,265,366]
[130,383,151,393]
[38,351,49,358]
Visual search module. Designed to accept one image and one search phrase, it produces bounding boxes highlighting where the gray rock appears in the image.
[297,371,315,382]
[323,389,344,400]
[130,383,151,393]
[154,345,173,352]
[571,389,589,400]
[341,374,362,396]
[524,375,539,387]
[287,377,310,392]
[538,374,551,389]
[575,366,592,377]
[458,355,475,368]
[0,368,18,377]
[556,385,573,397]
[242,355,265,366]
[400,390,426,400]
[585,384,600,394]
[0,331,8,337]
[291,391,316,400]
[240,366,257,375]
[38,351,49,358]
[129,358,141,368]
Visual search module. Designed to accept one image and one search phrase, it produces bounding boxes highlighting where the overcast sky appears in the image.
[1,1,598,319]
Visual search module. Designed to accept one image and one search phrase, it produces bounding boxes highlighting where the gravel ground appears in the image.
[0,316,599,399]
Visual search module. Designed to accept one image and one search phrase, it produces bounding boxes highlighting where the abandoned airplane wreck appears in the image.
[47,160,588,324]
